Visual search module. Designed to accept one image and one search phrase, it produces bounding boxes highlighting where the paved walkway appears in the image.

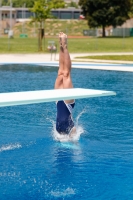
[0,53,133,72]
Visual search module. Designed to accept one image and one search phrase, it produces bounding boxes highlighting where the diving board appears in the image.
[0,88,116,107]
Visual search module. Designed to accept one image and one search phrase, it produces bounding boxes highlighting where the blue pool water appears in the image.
[0,64,133,200]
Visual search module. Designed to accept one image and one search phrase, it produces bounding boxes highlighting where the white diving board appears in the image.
[0,88,116,107]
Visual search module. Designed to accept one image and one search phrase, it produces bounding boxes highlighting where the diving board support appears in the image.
[0,88,116,107]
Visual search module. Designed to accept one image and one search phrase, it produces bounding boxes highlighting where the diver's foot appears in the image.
[59,32,67,49]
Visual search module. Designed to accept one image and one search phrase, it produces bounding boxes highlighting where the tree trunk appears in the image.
[102,25,106,37]
[43,21,45,51]
[38,28,41,51]
[38,21,43,51]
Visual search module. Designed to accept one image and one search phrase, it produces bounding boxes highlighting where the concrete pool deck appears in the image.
[0,53,133,72]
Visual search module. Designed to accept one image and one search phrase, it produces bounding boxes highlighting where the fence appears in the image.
[113,28,130,37]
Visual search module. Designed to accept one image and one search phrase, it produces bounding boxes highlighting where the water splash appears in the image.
[48,108,86,142]
[0,143,22,152]
[75,106,88,126]
[50,187,75,198]
[51,122,84,142]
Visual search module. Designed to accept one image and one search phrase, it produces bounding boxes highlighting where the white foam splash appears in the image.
[48,108,86,142]
[51,187,75,197]
[0,143,22,152]
[52,125,84,142]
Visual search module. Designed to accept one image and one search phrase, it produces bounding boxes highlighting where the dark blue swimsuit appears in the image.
[56,100,75,134]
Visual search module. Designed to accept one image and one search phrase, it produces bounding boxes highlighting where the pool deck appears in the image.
[0,53,133,72]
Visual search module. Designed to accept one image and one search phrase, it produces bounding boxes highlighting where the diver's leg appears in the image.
[54,33,64,89]
[59,32,74,103]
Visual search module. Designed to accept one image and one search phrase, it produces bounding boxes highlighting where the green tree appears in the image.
[50,0,65,9]
[31,0,65,51]
[2,0,8,6]
[130,0,133,16]
[79,0,133,37]
[2,0,35,7]
[67,1,78,8]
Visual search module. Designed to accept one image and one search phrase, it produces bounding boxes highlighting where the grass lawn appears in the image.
[0,37,133,54]
[1,19,133,56]
[76,55,133,61]
[13,19,89,37]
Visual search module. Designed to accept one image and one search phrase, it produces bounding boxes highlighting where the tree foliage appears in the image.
[30,0,65,51]
[68,1,78,8]
[2,0,35,7]
[130,0,133,16]
[31,0,51,26]
[79,0,133,37]
[31,0,65,27]
[2,0,65,8]
[50,0,65,9]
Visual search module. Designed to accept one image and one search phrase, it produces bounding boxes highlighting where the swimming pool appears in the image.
[0,64,133,200]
